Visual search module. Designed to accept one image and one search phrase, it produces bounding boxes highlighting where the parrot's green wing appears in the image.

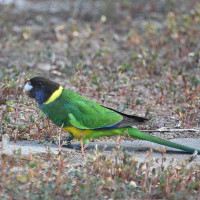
[64,100,123,129]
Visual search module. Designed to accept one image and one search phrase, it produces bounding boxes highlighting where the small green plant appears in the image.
[0,145,200,199]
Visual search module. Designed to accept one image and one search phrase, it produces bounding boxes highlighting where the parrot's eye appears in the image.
[37,82,43,87]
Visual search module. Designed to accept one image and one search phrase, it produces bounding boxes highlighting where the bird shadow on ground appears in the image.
[5,141,191,155]
[61,142,193,155]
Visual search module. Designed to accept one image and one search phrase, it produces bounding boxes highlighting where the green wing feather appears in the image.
[39,89,123,128]
[64,99,123,129]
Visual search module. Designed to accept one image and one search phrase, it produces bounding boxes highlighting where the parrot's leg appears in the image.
[53,133,74,145]
[61,136,90,151]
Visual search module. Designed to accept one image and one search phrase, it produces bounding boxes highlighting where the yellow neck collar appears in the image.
[43,85,63,104]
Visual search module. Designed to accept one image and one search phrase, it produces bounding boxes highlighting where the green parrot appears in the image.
[25,77,200,154]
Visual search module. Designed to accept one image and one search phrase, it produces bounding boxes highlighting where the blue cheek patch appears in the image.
[34,88,45,104]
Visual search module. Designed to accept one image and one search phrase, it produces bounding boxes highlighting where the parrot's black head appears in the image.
[25,77,60,104]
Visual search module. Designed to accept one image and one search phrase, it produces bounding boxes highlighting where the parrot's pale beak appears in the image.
[24,81,33,92]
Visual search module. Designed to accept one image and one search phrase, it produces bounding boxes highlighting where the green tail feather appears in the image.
[128,127,200,154]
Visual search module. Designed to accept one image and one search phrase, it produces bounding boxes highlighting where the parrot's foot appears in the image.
[52,140,82,151]
[52,134,74,146]
[52,139,71,146]
[52,135,89,151]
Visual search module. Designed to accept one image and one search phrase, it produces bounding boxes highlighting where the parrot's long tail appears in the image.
[127,127,200,154]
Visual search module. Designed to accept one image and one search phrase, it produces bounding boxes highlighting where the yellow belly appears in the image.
[63,126,92,139]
